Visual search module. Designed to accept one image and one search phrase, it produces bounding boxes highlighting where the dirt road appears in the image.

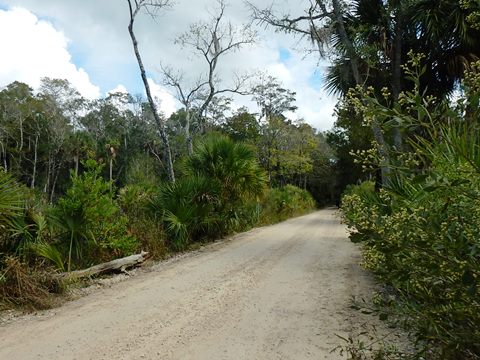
[0,209,375,359]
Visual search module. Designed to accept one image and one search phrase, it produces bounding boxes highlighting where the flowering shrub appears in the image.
[343,168,480,358]
[341,61,480,359]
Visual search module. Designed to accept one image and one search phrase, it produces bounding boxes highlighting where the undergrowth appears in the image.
[0,257,65,310]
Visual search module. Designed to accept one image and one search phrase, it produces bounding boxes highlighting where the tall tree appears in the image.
[38,78,81,199]
[161,0,256,154]
[222,108,260,143]
[252,75,297,121]
[250,76,297,183]
[126,0,176,182]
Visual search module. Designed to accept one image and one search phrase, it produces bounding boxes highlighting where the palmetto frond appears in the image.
[186,135,267,202]
[0,170,25,235]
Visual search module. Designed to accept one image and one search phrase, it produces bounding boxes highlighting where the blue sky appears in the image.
[279,48,292,63]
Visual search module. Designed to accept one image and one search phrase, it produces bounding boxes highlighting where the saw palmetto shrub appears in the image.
[150,136,267,250]
[0,169,26,253]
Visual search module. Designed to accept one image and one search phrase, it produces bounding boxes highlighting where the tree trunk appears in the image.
[331,0,361,85]
[331,0,390,186]
[74,154,79,176]
[19,116,24,153]
[127,3,175,183]
[0,140,7,171]
[50,161,60,202]
[185,109,193,155]
[44,157,51,193]
[31,134,39,189]
[391,9,404,150]
[60,251,149,280]
[109,157,113,191]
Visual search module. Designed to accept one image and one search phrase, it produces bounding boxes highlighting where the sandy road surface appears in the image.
[0,209,375,359]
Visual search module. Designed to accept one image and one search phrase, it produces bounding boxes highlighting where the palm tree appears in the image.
[186,135,267,206]
[150,176,221,250]
[412,0,480,97]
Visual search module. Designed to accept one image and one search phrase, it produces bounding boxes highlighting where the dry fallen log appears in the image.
[59,251,149,280]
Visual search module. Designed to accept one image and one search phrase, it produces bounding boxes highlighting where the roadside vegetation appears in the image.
[250,0,480,358]
[341,62,480,358]
[0,2,323,308]
[0,92,320,307]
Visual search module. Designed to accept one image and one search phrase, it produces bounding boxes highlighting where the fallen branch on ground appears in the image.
[58,251,149,281]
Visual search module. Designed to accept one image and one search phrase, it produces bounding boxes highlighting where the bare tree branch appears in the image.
[162,0,256,154]
[246,0,333,56]
[246,0,391,185]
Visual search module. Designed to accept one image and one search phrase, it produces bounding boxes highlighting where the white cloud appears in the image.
[0,7,100,98]
[268,63,293,84]
[147,78,177,118]
[107,84,128,96]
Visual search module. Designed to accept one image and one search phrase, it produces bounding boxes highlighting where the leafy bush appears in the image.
[186,135,267,211]
[150,176,221,250]
[260,185,316,224]
[119,184,167,258]
[0,170,26,251]
[343,166,480,358]
[53,160,138,270]
[118,184,154,216]
[341,61,480,359]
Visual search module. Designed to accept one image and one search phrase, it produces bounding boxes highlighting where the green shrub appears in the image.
[150,176,221,250]
[119,184,167,259]
[151,136,268,250]
[186,135,267,211]
[341,61,480,358]
[53,160,138,270]
[0,170,26,252]
[260,185,316,224]
[118,184,154,216]
[342,166,480,358]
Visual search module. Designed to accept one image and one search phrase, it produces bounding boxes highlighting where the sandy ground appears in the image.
[0,209,379,359]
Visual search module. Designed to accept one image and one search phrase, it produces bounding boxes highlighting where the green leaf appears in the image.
[411,174,429,184]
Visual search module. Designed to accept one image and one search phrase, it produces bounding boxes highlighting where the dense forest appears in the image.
[1,0,480,358]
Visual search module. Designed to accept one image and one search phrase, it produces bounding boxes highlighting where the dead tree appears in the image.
[161,0,256,155]
[126,0,175,182]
